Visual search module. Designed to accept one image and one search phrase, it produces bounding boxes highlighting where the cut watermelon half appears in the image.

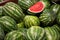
[28,1,45,13]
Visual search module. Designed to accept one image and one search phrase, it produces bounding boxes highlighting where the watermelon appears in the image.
[17,22,25,29]
[18,0,33,10]
[24,15,40,28]
[39,9,55,26]
[51,25,60,40]
[39,4,60,26]
[0,16,17,32]
[28,0,50,13]
[4,30,27,40]
[51,25,60,32]
[27,26,45,40]
[3,2,25,22]
[0,26,5,40]
[45,27,58,40]
[50,4,60,14]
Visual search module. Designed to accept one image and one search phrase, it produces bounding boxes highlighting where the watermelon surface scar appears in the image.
[28,1,45,13]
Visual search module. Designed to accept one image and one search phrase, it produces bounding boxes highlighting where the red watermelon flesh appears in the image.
[28,1,45,13]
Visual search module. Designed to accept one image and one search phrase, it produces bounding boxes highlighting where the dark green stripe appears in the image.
[1,16,15,25]
[5,6,19,19]
[8,4,25,20]
[3,7,17,20]
[0,19,11,32]
[1,16,17,30]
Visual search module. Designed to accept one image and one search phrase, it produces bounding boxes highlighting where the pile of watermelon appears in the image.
[0,0,60,40]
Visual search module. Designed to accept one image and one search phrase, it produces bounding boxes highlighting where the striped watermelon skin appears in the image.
[0,16,17,32]
[45,27,59,40]
[18,0,33,10]
[24,15,40,28]
[39,4,60,26]
[51,25,60,32]
[3,2,25,22]
[51,25,60,40]
[39,9,55,26]
[50,4,60,14]
[27,26,45,40]
[4,30,27,40]
[0,26,5,40]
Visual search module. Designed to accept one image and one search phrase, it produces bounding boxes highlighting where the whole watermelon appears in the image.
[27,26,45,40]
[3,2,25,22]
[24,15,40,28]
[39,4,60,26]
[39,9,55,26]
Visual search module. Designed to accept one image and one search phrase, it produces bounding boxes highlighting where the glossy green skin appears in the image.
[17,22,24,29]
[45,27,59,40]
[39,9,55,26]
[4,30,27,40]
[3,2,25,22]
[24,15,40,28]
[27,26,45,40]
[18,0,34,10]
[0,26,5,40]
[0,16,17,32]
